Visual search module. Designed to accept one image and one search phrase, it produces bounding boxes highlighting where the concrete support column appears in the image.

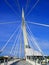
[6,59,8,65]
[4,59,8,65]
[0,61,1,65]
[4,59,6,65]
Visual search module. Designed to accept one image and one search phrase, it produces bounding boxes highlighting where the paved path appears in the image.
[11,60,32,65]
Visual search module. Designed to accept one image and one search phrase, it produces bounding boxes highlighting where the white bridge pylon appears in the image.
[21,8,45,60]
[22,8,28,47]
[22,8,28,59]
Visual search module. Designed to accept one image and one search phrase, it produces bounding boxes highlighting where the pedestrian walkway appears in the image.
[11,60,32,65]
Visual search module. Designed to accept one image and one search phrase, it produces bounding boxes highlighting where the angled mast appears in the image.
[22,8,28,47]
[22,8,29,59]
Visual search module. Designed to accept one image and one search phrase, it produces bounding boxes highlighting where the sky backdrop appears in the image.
[0,0,49,56]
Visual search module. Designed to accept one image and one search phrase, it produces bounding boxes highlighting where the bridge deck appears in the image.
[11,60,32,65]
[1,59,48,65]
[1,59,32,65]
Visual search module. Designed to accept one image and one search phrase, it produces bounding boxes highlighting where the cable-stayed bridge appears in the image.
[0,8,49,65]
[0,0,49,65]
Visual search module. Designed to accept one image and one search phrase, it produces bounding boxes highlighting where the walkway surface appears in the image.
[11,60,32,65]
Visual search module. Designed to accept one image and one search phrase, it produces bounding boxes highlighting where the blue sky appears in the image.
[0,0,49,56]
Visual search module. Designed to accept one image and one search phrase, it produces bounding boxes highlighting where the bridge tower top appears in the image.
[22,8,28,47]
[22,8,24,19]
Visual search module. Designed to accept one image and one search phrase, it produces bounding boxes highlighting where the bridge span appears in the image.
[0,59,32,65]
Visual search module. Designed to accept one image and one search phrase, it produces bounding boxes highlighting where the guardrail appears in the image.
[0,59,20,65]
